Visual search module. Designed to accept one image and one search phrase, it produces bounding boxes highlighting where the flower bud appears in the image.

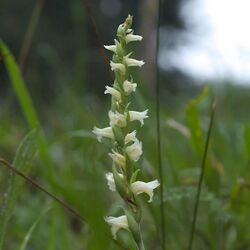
[109,150,126,168]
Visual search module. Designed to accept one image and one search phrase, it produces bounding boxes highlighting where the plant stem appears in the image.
[138,226,145,250]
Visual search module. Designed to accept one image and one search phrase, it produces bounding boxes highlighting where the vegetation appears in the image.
[1,2,250,250]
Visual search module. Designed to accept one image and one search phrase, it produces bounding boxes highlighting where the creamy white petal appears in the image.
[129,110,149,126]
[104,215,129,240]
[125,139,142,162]
[104,45,116,53]
[124,57,144,67]
[108,110,126,128]
[131,180,160,202]
[109,150,126,167]
[125,33,143,43]
[92,126,114,142]
[110,61,126,74]
[104,86,122,102]
[125,130,137,144]
[123,80,137,95]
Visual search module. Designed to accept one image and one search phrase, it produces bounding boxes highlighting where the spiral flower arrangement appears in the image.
[93,15,160,249]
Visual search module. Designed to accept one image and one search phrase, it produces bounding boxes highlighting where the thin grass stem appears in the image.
[18,0,44,69]
[156,0,166,249]
[187,100,216,250]
[0,158,87,224]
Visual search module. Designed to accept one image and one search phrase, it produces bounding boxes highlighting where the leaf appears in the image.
[19,206,51,250]
[0,40,53,179]
[243,124,250,155]
[185,86,209,157]
[0,128,38,249]
[0,40,38,129]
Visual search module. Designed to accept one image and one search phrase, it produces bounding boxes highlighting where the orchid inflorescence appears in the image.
[93,15,160,248]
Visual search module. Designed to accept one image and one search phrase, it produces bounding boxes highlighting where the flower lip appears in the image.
[128,110,149,127]
[125,139,143,162]
[104,215,129,239]
[131,180,160,202]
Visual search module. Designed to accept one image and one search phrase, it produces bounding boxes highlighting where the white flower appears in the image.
[105,172,116,191]
[110,61,125,75]
[124,56,144,67]
[108,110,126,128]
[123,80,137,95]
[129,110,149,127]
[104,86,121,102]
[105,172,123,192]
[104,215,129,239]
[125,139,142,162]
[125,130,137,144]
[125,33,143,43]
[131,180,160,203]
[104,45,116,53]
[92,126,114,142]
[109,150,126,167]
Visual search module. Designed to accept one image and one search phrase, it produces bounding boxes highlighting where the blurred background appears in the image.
[1,0,250,249]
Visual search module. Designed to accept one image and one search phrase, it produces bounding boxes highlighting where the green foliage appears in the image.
[19,206,51,250]
[185,86,209,157]
[0,128,38,249]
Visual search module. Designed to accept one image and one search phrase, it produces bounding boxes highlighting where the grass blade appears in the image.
[0,129,38,249]
[19,206,51,250]
[187,100,216,250]
[0,40,53,178]
[18,0,44,69]
[156,0,166,249]
[0,40,38,128]
[0,158,87,225]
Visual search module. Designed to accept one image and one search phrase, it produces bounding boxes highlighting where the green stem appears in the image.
[138,225,145,250]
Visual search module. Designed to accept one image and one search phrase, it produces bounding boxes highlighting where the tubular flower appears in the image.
[109,150,126,167]
[108,110,126,128]
[125,139,142,162]
[123,80,137,95]
[104,215,129,240]
[131,180,160,203]
[110,61,126,74]
[125,130,137,144]
[92,127,114,142]
[124,55,144,68]
[104,86,122,102]
[125,33,143,43]
[129,110,149,127]
[104,45,116,53]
